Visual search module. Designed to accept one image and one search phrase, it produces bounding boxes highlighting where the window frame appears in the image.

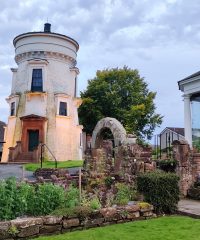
[59,101,68,116]
[31,68,43,92]
[10,102,15,116]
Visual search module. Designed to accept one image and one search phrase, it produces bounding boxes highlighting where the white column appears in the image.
[184,94,192,146]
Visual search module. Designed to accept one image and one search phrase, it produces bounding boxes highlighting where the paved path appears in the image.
[0,164,35,180]
[178,199,200,218]
[0,164,79,181]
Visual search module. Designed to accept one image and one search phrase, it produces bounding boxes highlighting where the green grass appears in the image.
[34,216,200,240]
[25,160,83,172]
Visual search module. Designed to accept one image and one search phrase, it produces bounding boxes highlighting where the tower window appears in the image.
[31,69,43,92]
[59,102,67,116]
[10,102,15,116]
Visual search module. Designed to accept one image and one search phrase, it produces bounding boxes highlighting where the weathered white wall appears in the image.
[25,94,47,117]
[1,117,16,162]
[2,30,83,162]
[14,33,78,59]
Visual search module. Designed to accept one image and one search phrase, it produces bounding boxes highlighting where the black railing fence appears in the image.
[39,143,57,169]
[153,132,181,160]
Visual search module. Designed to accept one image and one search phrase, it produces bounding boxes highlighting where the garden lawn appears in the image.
[25,160,83,171]
[34,216,200,240]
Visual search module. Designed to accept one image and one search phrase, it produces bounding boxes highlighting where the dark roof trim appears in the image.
[160,127,185,136]
[178,70,200,89]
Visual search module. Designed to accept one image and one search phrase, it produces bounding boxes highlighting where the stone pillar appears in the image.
[184,94,192,147]
[173,140,193,196]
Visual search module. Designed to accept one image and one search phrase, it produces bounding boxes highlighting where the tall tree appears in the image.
[79,66,162,140]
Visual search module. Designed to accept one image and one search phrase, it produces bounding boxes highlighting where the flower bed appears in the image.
[0,203,154,239]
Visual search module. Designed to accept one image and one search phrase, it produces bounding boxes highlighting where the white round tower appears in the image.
[2,23,83,162]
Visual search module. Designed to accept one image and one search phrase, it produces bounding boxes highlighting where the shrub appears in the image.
[90,197,101,210]
[80,190,101,210]
[74,205,92,218]
[158,159,177,172]
[14,181,34,217]
[63,184,80,208]
[0,178,17,220]
[51,207,76,217]
[28,183,65,216]
[52,205,92,218]
[114,183,131,205]
[8,225,19,236]
[0,178,35,220]
[138,202,151,209]
[188,186,200,200]
[188,180,200,200]
[137,171,179,213]
[104,176,115,188]
[0,178,68,220]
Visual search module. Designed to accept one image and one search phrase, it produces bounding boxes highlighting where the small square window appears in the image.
[10,102,15,116]
[59,102,67,116]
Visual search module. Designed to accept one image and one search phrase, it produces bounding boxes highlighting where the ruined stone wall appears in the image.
[84,142,155,183]
[173,140,200,196]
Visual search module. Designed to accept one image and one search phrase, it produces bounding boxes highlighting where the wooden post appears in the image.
[79,167,82,202]
[21,165,25,181]
[41,144,43,168]
[159,134,162,159]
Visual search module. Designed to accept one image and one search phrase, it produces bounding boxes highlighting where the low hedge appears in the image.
[188,180,200,200]
[137,171,179,213]
[0,178,79,220]
[157,159,177,172]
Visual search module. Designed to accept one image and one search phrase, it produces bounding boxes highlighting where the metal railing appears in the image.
[39,143,58,169]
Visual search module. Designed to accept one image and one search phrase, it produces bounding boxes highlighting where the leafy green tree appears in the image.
[78,66,162,140]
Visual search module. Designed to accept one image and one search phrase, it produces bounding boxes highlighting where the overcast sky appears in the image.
[1,0,200,138]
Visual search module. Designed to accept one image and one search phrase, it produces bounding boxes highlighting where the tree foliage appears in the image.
[78,66,162,140]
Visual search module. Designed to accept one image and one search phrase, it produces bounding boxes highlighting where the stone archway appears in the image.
[92,117,132,148]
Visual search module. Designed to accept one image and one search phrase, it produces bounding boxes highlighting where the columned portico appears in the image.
[183,94,192,146]
[179,71,200,148]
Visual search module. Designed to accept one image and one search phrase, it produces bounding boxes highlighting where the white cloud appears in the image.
[1,0,200,138]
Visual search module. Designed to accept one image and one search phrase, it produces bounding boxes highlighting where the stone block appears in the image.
[127,211,140,219]
[144,163,155,172]
[83,218,104,228]
[63,218,79,229]
[43,216,62,225]
[139,205,154,213]
[40,225,62,234]
[100,207,117,219]
[125,205,140,213]
[141,211,153,217]
[17,225,40,238]
[0,221,11,240]
[11,217,43,229]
